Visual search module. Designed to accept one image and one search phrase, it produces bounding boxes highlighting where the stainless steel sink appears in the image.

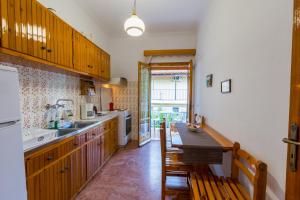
[56,128,80,137]
[55,121,98,137]
[70,121,98,128]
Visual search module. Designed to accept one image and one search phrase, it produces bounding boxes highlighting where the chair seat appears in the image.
[189,172,251,200]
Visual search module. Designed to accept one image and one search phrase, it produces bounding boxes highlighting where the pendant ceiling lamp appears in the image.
[124,0,145,37]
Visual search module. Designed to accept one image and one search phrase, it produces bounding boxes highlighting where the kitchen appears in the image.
[0,0,135,199]
[0,0,298,200]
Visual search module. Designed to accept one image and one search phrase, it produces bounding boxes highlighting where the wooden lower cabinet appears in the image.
[26,155,72,200]
[70,146,87,197]
[87,137,101,179]
[25,117,119,200]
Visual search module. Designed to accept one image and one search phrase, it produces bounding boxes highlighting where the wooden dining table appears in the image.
[170,123,233,165]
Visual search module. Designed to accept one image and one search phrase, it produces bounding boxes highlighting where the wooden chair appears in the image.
[160,121,193,200]
[189,142,267,200]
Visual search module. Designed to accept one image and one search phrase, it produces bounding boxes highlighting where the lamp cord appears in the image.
[133,0,137,15]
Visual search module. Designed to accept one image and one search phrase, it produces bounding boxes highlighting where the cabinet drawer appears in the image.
[25,147,58,176]
[57,137,76,157]
[25,137,76,177]
[74,132,87,147]
[87,129,96,141]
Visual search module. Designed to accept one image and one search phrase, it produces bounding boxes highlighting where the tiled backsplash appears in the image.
[1,62,101,129]
[112,82,138,140]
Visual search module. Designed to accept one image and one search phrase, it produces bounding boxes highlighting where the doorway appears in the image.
[138,61,193,146]
[150,69,190,140]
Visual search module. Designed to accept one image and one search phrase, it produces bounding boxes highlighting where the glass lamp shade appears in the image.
[124,14,145,37]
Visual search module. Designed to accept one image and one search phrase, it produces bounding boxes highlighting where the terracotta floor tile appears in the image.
[75,141,162,200]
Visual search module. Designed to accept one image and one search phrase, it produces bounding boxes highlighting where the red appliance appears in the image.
[109,102,114,111]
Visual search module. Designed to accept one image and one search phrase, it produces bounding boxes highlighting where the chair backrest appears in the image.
[231,142,268,200]
[160,121,167,159]
[160,121,167,180]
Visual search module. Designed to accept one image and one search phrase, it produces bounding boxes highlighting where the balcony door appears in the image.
[138,62,151,146]
[149,61,193,140]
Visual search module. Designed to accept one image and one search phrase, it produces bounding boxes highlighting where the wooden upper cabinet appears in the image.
[88,43,101,77]
[73,30,88,73]
[73,31,102,77]
[55,17,73,68]
[101,51,110,81]
[0,0,109,78]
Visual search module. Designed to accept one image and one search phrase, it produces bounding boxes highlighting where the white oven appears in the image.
[117,109,131,146]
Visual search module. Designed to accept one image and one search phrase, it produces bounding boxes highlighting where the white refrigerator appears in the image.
[0,65,27,200]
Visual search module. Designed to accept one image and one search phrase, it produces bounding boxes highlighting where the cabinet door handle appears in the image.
[41,46,46,50]
[47,156,53,161]
[47,49,52,53]
[60,169,65,173]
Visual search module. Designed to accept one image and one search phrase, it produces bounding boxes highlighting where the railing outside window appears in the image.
[151,89,187,101]
[151,106,187,128]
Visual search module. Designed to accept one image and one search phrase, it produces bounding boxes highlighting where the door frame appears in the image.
[149,61,194,123]
[138,62,152,147]
[285,0,300,198]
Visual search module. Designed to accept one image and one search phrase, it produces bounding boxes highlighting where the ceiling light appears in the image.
[124,0,145,37]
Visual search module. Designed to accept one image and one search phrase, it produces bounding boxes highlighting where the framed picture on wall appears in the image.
[206,74,213,87]
[221,79,231,93]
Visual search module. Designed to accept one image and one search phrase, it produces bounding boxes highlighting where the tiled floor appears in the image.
[75,141,162,200]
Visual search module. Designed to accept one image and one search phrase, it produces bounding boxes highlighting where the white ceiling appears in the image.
[73,0,208,36]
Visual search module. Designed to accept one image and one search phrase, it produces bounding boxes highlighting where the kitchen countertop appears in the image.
[23,111,119,155]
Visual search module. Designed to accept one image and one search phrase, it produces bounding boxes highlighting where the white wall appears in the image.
[37,0,110,52]
[194,0,293,199]
[109,32,197,81]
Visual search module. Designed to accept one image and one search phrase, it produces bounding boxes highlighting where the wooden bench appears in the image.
[189,142,267,200]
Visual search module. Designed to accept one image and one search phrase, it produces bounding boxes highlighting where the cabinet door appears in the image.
[26,156,71,200]
[86,41,93,74]
[100,51,106,79]
[25,0,34,55]
[35,2,44,59]
[106,53,111,80]
[96,48,101,77]
[86,42,100,76]
[64,22,73,68]
[87,135,101,179]
[104,130,112,161]
[112,127,118,153]
[70,147,87,197]
[56,155,72,200]
[20,0,27,53]
[1,0,9,48]
[45,10,54,62]
[101,51,111,80]
[100,134,105,165]
[41,4,47,60]
[73,31,89,73]
[0,0,23,51]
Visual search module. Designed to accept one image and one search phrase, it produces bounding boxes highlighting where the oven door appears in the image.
[126,115,132,136]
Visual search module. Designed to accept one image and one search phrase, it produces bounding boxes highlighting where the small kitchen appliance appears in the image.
[80,103,95,119]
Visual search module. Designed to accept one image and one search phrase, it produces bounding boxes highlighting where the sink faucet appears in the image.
[44,99,74,128]
[56,99,74,107]
[45,99,74,110]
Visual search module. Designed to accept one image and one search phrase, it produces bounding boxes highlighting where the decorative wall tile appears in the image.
[112,81,139,140]
[0,62,101,131]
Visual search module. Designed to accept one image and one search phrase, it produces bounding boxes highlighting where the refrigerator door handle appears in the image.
[0,120,20,129]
